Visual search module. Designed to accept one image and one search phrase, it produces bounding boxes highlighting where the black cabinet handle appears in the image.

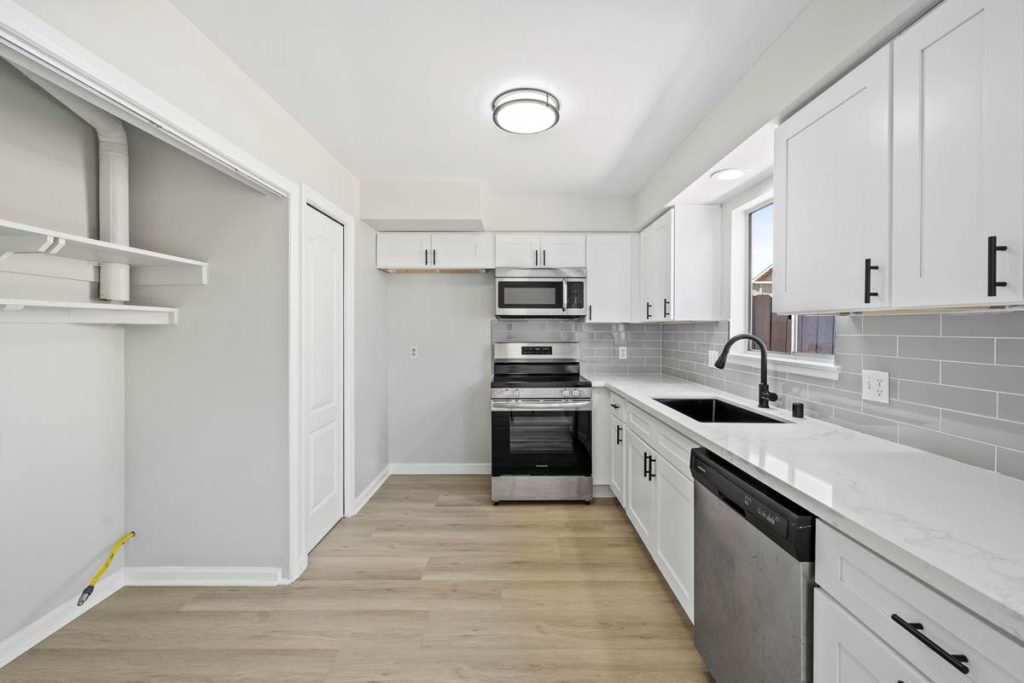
[648,457,656,480]
[610,403,620,409]
[534,250,538,266]
[891,613,969,674]
[424,249,429,266]
[615,425,622,444]
[543,249,547,266]
[864,258,879,304]
[588,305,592,321]
[432,249,437,266]
[643,453,650,478]
[988,235,1008,296]
[646,302,652,320]
[663,298,670,318]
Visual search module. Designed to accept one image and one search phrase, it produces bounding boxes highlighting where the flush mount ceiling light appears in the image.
[492,88,560,135]
[710,168,747,181]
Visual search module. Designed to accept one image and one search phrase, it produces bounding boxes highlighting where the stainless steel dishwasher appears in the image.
[690,447,816,683]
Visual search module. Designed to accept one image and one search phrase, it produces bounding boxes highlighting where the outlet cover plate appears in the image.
[618,346,628,359]
[862,369,889,404]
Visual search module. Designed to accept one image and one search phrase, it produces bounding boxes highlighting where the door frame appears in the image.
[290,185,356,580]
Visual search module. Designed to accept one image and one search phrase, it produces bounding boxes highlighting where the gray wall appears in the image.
[125,130,291,568]
[662,311,1024,481]
[386,274,492,467]
[0,60,126,641]
[354,221,389,492]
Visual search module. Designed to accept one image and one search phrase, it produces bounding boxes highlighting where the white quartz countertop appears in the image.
[589,373,1024,644]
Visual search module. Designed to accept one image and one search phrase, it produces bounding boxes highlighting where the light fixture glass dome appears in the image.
[492,88,560,134]
[710,168,747,181]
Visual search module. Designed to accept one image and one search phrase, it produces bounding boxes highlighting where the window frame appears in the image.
[725,190,840,380]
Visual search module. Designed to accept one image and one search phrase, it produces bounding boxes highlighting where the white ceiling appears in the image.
[170,0,809,197]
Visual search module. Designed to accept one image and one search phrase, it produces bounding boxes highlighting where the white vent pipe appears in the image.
[17,69,131,303]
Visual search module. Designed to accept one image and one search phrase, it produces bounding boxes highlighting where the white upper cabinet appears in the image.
[586,233,634,322]
[495,233,542,267]
[639,211,673,321]
[539,233,587,268]
[774,46,893,314]
[495,233,586,268]
[892,0,1024,308]
[377,232,494,270]
[673,205,722,321]
[430,233,494,269]
[376,232,433,269]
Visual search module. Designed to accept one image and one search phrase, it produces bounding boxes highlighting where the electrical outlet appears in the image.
[619,346,628,360]
[409,346,418,359]
[862,369,889,404]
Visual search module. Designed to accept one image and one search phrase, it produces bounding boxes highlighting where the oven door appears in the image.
[491,399,592,476]
[495,278,566,317]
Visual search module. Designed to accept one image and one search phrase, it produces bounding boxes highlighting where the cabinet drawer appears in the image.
[651,422,695,476]
[817,523,1024,682]
[608,391,626,418]
[626,402,657,443]
[815,588,928,682]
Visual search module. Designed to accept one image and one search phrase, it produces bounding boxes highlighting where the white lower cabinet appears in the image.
[815,588,928,683]
[625,430,657,549]
[609,414,624,502]
[653,455,695,619]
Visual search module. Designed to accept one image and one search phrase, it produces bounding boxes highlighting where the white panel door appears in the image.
[654,457,695,620]
[302,204,345,552]
[431,233,494,269]
[609,415,624,502]
[539,233,587,268]
[892,0,1024,307]
[625,431,656,549]
[495,233,542,268]
[774,46,892,313]
[376,232,432,269]
[586,234,633,322]
[814,589,928,683]
[640,212,673,321]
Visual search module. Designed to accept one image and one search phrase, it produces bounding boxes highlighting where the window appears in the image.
[746,202,834,355]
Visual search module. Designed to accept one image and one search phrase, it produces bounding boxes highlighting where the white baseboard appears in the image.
[592,484,616,498]
[124,566,282,587]
[0,568,124,669]
[348,464,390,517]
[389,462,490,475]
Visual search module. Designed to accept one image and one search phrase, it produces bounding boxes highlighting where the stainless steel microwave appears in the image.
[495,268,587,318]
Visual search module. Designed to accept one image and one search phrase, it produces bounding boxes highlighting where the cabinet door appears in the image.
[376,232,433,269]
[609,415,625,502]
[654,457,695,620]
[431,233,494,269]
[625,431,656,548]
[495,233,542,268]
[774,46,892,313]
[586,234,633,322]
[672,205,721,321]
[814,589,929,683]
[892,0,1024,307]
[539,234,587,268]
[639,212,673,321]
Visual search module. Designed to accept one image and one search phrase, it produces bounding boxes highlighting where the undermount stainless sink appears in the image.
[655,398,785,424]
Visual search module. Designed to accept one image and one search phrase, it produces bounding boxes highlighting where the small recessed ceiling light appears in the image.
[710,168,747,181]
[492,88,560,135]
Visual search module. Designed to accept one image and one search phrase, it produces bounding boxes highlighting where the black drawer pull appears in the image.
[647,457,656,480]
[663,298,670,318]
[615,425,622,444]
[891,613,969,674]
[610,403,620,409]
[864,258,879,304]
[642,452,650,478]
[988,235,1008,296]
[646,302,652,320]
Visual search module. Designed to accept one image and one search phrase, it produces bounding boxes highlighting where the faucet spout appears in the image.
[713,334,778,408]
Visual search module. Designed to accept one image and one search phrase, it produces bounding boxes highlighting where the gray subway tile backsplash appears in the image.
[494,311,1024,481]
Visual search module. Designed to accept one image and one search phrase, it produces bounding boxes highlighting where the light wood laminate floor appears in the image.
[2,476,711,682]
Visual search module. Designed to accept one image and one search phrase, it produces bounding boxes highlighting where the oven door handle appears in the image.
[491,400,592,412]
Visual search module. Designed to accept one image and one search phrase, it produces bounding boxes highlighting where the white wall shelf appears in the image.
[0,218,208,285]
[0,299,178,325]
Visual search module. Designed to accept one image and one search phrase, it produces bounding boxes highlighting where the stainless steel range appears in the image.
[490,342,592,503]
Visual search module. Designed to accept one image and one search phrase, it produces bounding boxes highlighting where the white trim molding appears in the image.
[348,465,391,517]
[708,348,840,381]
[124,567,282,587]
[0,569,124,668]
[389,463,491,475]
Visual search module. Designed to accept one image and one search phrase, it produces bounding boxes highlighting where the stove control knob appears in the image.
[573,389,581,398]
[513,389,520,398]
[562,388,570,397]
[504,389,511,398]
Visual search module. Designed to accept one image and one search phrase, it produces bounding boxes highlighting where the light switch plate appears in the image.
[862,369,889,404]
[618,346,628,359]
